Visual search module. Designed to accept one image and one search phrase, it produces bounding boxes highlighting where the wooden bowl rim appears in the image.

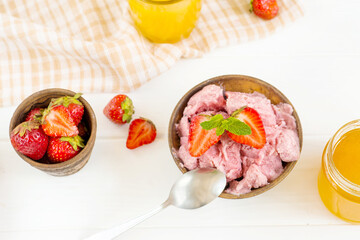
[168,74,303,199]
[9,88,97,170]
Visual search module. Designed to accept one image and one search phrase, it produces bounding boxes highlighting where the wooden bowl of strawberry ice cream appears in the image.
[9,88,97,176]
[168,75,303,199]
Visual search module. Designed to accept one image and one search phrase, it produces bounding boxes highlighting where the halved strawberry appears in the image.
[126,118,156,149]
[188,115,222,157]
[42,105,78,137]
[227,107,266,149]
[49,93,84,125]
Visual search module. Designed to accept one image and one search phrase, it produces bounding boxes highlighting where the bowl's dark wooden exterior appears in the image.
[168,75,303,199]
[9,88,97,176]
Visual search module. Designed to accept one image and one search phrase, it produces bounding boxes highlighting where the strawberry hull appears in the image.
[9,88,97,176]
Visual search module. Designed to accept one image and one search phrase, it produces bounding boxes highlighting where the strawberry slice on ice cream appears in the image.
[227,107,266,149]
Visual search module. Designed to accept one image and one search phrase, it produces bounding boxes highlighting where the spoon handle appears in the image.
[84,199,171,240]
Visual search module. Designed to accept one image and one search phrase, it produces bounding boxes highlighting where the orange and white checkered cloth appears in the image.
[0,0,303,106]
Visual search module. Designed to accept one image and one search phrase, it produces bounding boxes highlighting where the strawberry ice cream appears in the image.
[176,84,300,195]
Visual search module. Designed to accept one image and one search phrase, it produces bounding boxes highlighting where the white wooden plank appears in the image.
[0,225,359,240]
[1,0,360,239]
[0,135,349,235]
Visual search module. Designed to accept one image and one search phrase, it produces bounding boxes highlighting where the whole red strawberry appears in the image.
[104,94,134,124]
[42,105,79,137]
[47,135,85,162]
[126,118,156,149]
[49,93,84,125]
[251,0,279,20]
[10,121,49,160]
[25,108,44,122]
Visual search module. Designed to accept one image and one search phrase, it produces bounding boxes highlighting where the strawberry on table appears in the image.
[41,105,79,137]
[47,135,85,163]
[251,0,279,20]
[49,93,84,125]
[25,108,44,122]
[227,107,266,149]
[104,94,134,124]
[10,121,49,160]
[126,118,156,149]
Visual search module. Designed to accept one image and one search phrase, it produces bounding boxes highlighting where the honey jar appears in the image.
[318,120,360,223]
[128,0,202,43]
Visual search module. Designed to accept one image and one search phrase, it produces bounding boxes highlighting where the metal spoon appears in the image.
[85,168,226,240]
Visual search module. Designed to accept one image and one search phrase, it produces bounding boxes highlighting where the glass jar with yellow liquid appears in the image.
[128,0,202,43]
[318,120,360,223]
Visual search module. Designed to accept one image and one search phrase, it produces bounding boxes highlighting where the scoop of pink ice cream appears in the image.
[226,164,268,195]
[199,145,218,169]
[241,143,284,181]
[225,91,276,127]
[184,129,242,182]
[183,85,226,117]
[276,129,300,162]
[176,115,190,138]
[273,103,297,130]
[178,136,198,170]
[217,134,242,181]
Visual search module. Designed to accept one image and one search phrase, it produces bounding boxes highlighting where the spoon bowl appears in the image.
[170,168,226,209]
[85,168,226,240]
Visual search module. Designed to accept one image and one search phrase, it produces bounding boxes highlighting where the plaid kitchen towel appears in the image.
[0,0,303,106]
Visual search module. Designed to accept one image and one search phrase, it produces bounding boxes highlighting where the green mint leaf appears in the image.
[200,114,252,137]
[226,117,252,136]
[200,114,223,130]
[216,124,226,136]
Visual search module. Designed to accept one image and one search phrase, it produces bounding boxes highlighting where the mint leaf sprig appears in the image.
[200,114,251,136]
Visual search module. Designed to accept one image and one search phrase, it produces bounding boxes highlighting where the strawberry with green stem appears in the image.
[25,108,44,122]
[47,135,85,162]
[104,94,134,124]
[41,105,79,137]
[49,93,84,126]
[10,121,49,160]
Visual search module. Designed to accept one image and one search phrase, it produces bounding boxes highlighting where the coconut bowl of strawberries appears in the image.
[9,88,96,176]
[168,75,303,199]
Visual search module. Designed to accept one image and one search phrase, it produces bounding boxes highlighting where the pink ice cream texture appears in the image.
[176,84,300,195]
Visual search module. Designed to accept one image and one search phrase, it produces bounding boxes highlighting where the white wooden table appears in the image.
[1,0,360,239]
